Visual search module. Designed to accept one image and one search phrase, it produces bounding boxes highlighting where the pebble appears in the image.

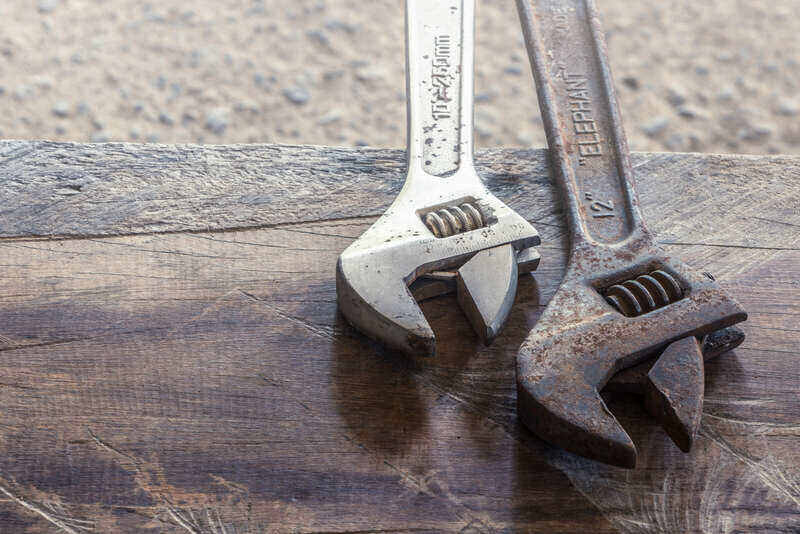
[666,87,687,107]
[504,65,523,76]
[205,107,229,134]
[739,125,772,142]
[159,112,174,126]
[52,101,70,118]
[355,68,380,82]
[235,100,259,113]
[325,19,357,33]
[516,132,535,146]
[718,87,734,101]
[283,86,310,105]
[475,92,494,103]
[777,99,798,116]
[247,1,266,15]
[14,84,34,100]
[307,29,329,46]
[664,134,685,152]
[37,0,59,13]
[318,110,341,125]
[677,105,699,119]
[641,117,669,137]
[622,76,640,90]
[323,69,345,82]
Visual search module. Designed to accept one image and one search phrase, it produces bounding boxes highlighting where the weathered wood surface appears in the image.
[0,140,798,533]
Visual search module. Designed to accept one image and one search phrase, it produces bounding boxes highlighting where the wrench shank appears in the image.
[407,0,474,180]
[517,0,644,246]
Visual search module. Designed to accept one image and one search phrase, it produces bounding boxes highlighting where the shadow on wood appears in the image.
[0,141,797,532]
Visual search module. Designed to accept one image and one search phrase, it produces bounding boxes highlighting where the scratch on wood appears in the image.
[85,238,250,260]
[166,502,202,534]
[185,233,343,253]
[704,412,800,435]
[660,241,800,252]
[89,429,238,534]
[750,216,800,229]
[701,421,800,507]
[255,379,489,533]
[279,227,359,240]
[88,428,140,466]
[0,145,37,167]
[238,289,337,341]
[0,336,96,354]
[0,215,379,243]
[0,480,94,533]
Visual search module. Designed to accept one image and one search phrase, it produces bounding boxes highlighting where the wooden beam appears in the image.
[0,141,798,533]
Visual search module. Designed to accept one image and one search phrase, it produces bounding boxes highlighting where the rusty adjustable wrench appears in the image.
[515,0,747,467]
[337,0,540,356]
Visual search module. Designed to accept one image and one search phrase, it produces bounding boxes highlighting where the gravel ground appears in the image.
[2,0,799,155]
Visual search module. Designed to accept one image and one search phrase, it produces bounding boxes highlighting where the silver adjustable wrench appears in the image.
[337,0,541,356]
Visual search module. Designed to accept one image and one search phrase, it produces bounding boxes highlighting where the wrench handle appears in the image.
[406,0,476,181]
[517,0,647,246]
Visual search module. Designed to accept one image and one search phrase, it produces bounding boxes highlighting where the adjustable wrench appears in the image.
[515,0,747,467]
[337,0,540,356]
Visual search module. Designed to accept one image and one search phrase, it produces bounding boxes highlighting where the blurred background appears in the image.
[2,0,799,155]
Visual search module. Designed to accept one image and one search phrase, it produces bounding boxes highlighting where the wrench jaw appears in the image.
[336,258,436,356]
[516,247,748,468]
[644,335,704,453]
[517,282,639,468]
[457,245,519,344]
[337,183,540,357]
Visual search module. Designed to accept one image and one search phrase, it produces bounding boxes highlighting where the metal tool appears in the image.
[337,0,540,356]
[604,326,745,395]
[515,0,747,467]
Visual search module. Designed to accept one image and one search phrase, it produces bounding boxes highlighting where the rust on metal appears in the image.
[604,327,746,395]
[515,0,747,467]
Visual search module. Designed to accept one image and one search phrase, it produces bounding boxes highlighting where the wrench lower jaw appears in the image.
[518,377,638,469]
[336,259,436,357]
[644,336,704,453]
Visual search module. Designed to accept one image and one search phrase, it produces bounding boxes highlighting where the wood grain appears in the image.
[0,141,798,533]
